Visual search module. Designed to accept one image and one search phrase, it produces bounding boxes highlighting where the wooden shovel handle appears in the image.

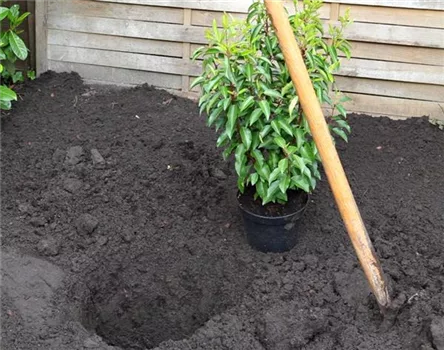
[264,0,391,310]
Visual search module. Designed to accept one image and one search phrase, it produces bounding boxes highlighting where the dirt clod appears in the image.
[75,213,99,235]
[37,237,61,256]
[63,178,83,193]
[65,146,84,165]
[431,317,444,350]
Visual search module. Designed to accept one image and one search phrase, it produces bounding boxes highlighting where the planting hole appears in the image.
[80,258,249,349]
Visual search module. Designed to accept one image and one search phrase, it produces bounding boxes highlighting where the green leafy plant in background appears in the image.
[0,0,34,110]
[191,0,352,205]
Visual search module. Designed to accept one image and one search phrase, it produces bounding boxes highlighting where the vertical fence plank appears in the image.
[35,0,48,75]
[181,8,192,93]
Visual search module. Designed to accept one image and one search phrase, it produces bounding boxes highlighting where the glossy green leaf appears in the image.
[263,89,282,99]
[259,100,271,120]
[240,126,252,150]
[0,85,17,102]
[207,106,224,126]
[336,103,347,117]
[0,99,12,110]
[7,5,19,22]
[278,120,293,136]
[256,180,266,199]
[291,175,310,193]
[9,31,28,60]
[190,76,205,89]
[268,168,280,184]
[279,174,291,194]
[249,108,262,126]
[14,11,30,27]
[265,180,280,204]
[0,32,9,47]
[0,7,8,21]
[216,132,228,147]
[226,104,239,139]
[259,125,272,140]
[270,120,281,135]
[274,136,286,149]
[240,96,255,112]
[289,96,299,117]
[332,127,348,142]
[250,173,259,185]
[278,158,288,174]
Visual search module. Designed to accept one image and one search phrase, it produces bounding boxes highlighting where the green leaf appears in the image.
[259,125,272,140]
[279,175,291,194]
[268,168,280,184]
[336,103,347,117]
[291,175,310,193]
[207,75,223,92]
[7,4,19,22]
[244,63,253,80]
[235,144,246,176]
[334,117,351,133]
[256,180,266,199]
[8,31,28,60]
[226,104,238,139]
[289,96,299,117]
[0,85,17,102]
[281,82,294,96]
[206,91,222,114]
[250,173,259,185]
[0,32,9,48]
[223,97,231,111]
[0,7,9,21]
[278,158,288,174]
[265,180,280,204]
[0,99,12,110]
[263,89,282,99]
[207,106,224,126]
[0,64,3,73]
[292,155,306,172]
[252,149,264,165]
[0,48,5,60]
[270,119,281,135]
[259,100,270,120]
[240,96,255,112]
[278,120,293,136]
[12,71,23,83]
[249,108,262,126]
[294,128,305,149]
[240,126,252,150]
[216,132,228,147]
[332,127,348,142]
[190,76,205,89]
[14,11,30,27]
[274,136,287,149]
[222,143,237,160]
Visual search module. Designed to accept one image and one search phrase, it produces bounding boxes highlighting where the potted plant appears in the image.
[191,0,352,253]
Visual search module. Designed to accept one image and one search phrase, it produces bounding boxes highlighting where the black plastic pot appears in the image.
[238,191,309,253]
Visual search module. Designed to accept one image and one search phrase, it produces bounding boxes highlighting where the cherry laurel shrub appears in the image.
[0,1,34,110]
[191,0,352,205]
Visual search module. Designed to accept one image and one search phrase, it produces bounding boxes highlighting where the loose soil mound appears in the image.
[1,72,443,350]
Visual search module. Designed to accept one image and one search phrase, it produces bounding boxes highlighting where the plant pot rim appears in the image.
[237,190,310,221]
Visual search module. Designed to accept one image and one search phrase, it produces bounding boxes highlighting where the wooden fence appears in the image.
[35,0,444,120]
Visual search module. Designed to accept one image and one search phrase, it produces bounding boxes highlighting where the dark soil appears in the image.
[1,72,444,350]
